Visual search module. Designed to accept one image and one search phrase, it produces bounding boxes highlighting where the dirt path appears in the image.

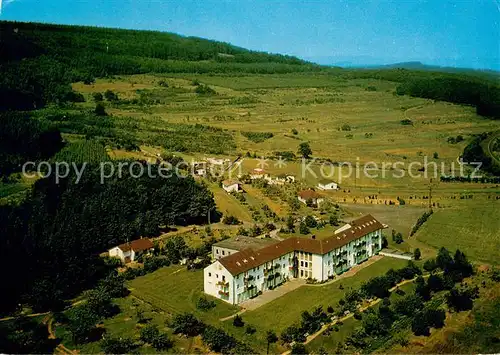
[219,309,248,322]
[0,311,50,322]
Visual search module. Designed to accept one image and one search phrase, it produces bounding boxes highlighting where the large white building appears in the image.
[204,214,385,304]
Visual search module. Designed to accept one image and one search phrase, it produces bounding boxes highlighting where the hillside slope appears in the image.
[0,21,320,111]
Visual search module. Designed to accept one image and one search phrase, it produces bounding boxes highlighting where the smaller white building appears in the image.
[318,179,339,190]
[222,179,242,193]
[108,238,154,263]
[298,190,324,206]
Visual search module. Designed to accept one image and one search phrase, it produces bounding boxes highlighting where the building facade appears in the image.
[222,179,241,193]
[317,179,339,190]
[108,238,154,263]
[204,214,384,305]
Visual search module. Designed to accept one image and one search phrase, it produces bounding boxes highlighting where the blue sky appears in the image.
[1,0,499,69]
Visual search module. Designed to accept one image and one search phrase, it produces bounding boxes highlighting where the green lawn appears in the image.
[416,201,500,265]
[221,257,408,352]
[128,265,239,324]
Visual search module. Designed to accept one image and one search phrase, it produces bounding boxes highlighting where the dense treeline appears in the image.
[0,163,216,314]
[0,112,63,178]
[0,21,316,111]
[396,77,500,118]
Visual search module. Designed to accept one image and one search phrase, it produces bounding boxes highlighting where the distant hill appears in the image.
[0,21,312,67]
[0,20,320,110]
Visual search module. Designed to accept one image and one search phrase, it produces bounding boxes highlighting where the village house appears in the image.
[249,168,269,180]
[222,179,242,193]
[204,215,385,304]
[108,238,154,263]
[297,189,324,206]
[317,179,339,190]
[191,161,207,176]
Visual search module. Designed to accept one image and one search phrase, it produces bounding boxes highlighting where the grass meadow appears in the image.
[415,200,500,265]
[128,265,239,323]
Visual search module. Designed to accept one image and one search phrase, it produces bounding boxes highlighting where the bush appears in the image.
[92,92,103,102]
[222,215,242,225]
[233,314,244,327]
[245,324,256,335]
[101,337,135,354]
[299,222,310,235]
[414,248,421,260]
[195,84,216,95]
[400,119,413,125]
[104,90,119,101]
[140,324,160,344]
[171,313,205,336]
[304,215,317,228]
[291,128,298,135]
[242,131,274,143]
[196,297,216,311]
[291,343,308,355]
[94,103,107,116]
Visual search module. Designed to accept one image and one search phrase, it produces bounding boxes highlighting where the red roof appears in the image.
[218,214,384,275]
[118,238,154,252]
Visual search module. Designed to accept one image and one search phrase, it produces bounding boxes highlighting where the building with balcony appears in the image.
[203,214,385,305]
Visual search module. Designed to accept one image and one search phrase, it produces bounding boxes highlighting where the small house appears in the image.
[317,179,339,190]
[298,189,324,206]
[222,179,241,193]
[108,238,154,263]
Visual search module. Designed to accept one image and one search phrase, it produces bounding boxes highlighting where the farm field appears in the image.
[415,201,500,265]
[68,73,500,209]
[221,257,407,352]
[128,265,239,324]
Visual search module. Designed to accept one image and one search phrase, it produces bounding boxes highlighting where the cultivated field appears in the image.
[71,72,500,265]
[415,200,500,265]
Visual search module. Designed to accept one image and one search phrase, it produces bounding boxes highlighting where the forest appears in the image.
[0,163,216,314]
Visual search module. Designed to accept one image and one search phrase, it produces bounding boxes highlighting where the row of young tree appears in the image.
[0,162,216,314]
[276,247,478,353]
